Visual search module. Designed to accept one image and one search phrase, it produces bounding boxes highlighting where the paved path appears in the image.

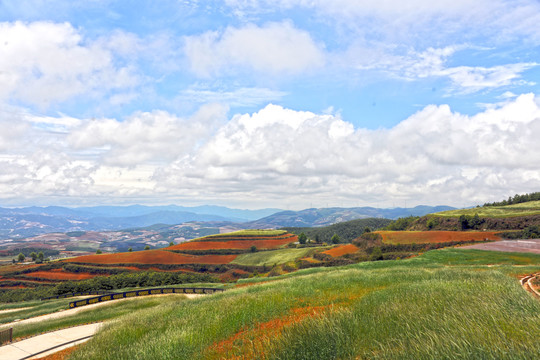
[0,293,201,331]
[461,239,540,254]
[0,323,103,360]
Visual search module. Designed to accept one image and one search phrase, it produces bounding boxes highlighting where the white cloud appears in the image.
[155,94,540,207]
[2,95,540,208]
[226,0,540,43]
[179,86,287,107]
[184,21,325,77]
[440,63,537,93]
[345,44,537,93]
[0,21,139,107]
[68,103,228,166]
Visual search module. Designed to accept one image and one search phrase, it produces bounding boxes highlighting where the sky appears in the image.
[0,0,540,210]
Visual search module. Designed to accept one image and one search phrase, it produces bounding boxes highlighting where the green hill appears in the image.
[434,200,540,218]
[63,249,540,359]
[283,217,392,243]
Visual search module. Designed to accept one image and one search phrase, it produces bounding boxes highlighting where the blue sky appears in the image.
[0,0,539,209]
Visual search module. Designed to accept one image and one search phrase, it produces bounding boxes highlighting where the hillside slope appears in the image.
[66,249,540,360]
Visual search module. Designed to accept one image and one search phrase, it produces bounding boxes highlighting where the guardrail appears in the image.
[41,290,112,301]
[0,327,12,345]
[68,287,225,308]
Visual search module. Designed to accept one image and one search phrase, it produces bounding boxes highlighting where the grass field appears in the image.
[231,247,324,266]
[377,230,501,244]
[62,248,540,359]
[434,200,540,218]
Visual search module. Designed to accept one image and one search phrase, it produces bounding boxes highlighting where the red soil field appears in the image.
[0,264,42,275]
[65,249,237,265]
[197,233,295,241]
[376,231,501,244]
[323,244,359,257]
[24,269,96,281]
[169,237,297,251]
[209,305,329,358]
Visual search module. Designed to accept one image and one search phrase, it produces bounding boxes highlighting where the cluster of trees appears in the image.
[384,216,420,231]
[284,218,391,243]
[0,270,219,303]
[53,271,217,295]
[14,251,46,264]
[483,192,540,207]
[297,232,341,245]
[458,214,484,230]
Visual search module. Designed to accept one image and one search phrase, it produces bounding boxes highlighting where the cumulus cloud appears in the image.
[155,94,540,207]
[184,21,325,77]
[2,95,540,208]
[68,103,228,166]
[0,21,139,107]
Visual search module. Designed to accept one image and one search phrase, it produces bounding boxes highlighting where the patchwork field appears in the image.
[0,230,302,290]
[62,249,540,360]
[376,230,502,244]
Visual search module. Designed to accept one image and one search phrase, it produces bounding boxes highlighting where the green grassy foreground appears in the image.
[68,248,540,360]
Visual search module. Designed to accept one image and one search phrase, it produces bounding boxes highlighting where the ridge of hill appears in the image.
[248,205,454,228]
[405,200,540,232]
[283,218,392,243]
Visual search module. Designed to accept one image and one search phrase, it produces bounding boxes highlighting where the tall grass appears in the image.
[69,250,540,359]
[7,295,186,340]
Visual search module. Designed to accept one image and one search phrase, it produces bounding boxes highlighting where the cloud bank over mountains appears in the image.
[2,94,539,208]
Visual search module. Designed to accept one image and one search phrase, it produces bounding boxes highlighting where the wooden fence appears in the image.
[41,290,112,301]
[0,327,12,345]
[68,287,225,308]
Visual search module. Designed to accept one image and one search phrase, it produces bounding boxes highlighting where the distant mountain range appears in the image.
[0,205,280,239]
[247,206,455,228]
[0,204,455,239]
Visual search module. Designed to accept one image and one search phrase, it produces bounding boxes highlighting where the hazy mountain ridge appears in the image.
[0,205,281,239]
[248,205,455,228]
[0,204,455,239]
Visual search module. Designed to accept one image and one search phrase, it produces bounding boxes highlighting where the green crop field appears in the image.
[60,248,540,360]
[231,247,323,266]
[434,200,540,218]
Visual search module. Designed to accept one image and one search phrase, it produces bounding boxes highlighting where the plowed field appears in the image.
[169,237,297,251]
[23,269,96,281]
[323,244,359,257]
[377,231,501,245]
[65,249,237,265]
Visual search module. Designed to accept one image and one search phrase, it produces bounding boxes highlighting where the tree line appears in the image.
[483,192,540,207]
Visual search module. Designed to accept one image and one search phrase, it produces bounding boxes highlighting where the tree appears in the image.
[298,232,307,245]
[144,245,150,250]
[18,253,25,262]
[38,251,44,261]
[128,247,133,252]
[169,241,174,246]
[364,227,371,233]
[250,245,257,253]
[96,249,102,254]
[30,252,38,261]
[369,246,383,261]
[315,234,320,243]
[331,234,340,244]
